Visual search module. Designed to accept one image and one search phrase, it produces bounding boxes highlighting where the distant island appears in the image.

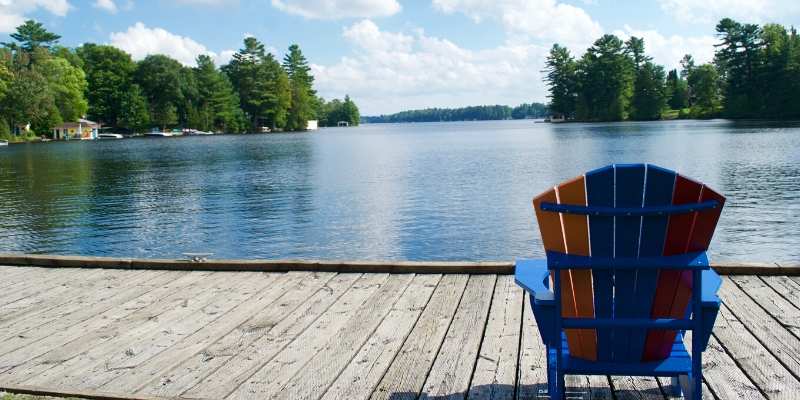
[362,103,548,123]
[544,18,800,122]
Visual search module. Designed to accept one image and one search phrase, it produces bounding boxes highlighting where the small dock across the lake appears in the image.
[0,257,798,399]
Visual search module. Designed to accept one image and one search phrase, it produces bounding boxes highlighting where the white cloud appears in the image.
[658,0,800,25]
[432,0,602,51]
[93,0,117,13]
[0,0,71,33]
[271,0,401,19]
[109,22,235,66]
[313,20,548,115]
[613,25,717,69]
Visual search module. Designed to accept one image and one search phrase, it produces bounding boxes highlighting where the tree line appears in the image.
[545,18,800,121]
[0,20,360,141]
[363,103,548,123]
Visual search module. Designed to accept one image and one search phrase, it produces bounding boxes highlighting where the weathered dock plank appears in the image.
[419,274,496,400]
[322,274,441,400]
[0,271,207,382]
[136,272,355,397]
[284,274,439,400]
[467,275,523,400]
[368,274,469,400]
[230,274,414,399]
[719,277,800,380]
[712,303,800,399]
[191,273,390,399]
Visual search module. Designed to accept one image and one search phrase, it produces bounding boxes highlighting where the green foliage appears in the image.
[225,37,291,131]
[545,19,800,121]
[543,44,577,118]
[39,57,89,123]
[665,69,689,109]
[630,62,666,120]
[135,55,185,130]
[4,20,60,51]
[363,102,547,123]
[283,44,315,131]
[194,55,244,132]
[575,34,634,121]
[118,84,150,132]
[77,44,138,128]
[319,95,360,126]
[687,64,721,117]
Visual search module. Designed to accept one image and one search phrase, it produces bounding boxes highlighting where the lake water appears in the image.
[1,119,798,263]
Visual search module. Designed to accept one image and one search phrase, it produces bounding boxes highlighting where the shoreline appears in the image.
[0,253,796,276]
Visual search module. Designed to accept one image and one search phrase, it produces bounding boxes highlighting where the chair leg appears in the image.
[667,376,682,397]
[558,372,566,400]
[678,374,693,400]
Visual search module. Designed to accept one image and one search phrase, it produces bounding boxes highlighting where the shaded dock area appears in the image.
[1,263,799,399]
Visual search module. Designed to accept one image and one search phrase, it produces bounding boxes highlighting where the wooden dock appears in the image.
[1,264,799,399]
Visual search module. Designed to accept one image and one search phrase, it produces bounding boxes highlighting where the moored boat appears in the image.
[98,133,124,139]
[0,139,7,146]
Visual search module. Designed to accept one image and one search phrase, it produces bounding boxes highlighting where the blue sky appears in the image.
[2,0,799,114]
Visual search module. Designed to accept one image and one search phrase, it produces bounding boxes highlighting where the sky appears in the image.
[1,0,799,115]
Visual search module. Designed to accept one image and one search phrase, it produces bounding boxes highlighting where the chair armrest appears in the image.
[699,269,722,349]
[515,258,553,302]
[515,258,557,346]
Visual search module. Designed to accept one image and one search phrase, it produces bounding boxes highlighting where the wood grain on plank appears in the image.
[105,272,329,394]
[369,275,469,400]
[136,272,358,398]
[0,270,170,337]
[0,269,147,328]
[278,274,430,400]
[684,329,765,399]
[611,375,666,399]
[187,273,390,399]
[712,303,800,399]
[322,274,441,400]
[0,270,189,370]
[23,272,265,389]
[467,275,523,400]
[729,275,800,337]
[516,295,546,400]
[761,276,800,310]
[419,274,496,400]
[231,274,414,400]
[80,272,302,390]
[719,277,800,380]
[0,271,208,383]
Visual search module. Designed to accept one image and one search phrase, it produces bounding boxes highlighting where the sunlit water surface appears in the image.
[1,119,798,262]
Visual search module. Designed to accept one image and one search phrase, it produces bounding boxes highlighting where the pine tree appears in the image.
[283,44,315,131]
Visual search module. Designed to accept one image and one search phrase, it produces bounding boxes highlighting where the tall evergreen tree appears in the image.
[575,34,634,121]
[3,20,60,51]
[283,44,315,131]
[665,69,689,109]
[194,55,244,132]
[715,18,763,117]
[543,44,578,118]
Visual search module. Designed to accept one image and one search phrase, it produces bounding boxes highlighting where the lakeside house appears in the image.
[52,119,100,140]
[13,123,31,136]
[306,119,318,130]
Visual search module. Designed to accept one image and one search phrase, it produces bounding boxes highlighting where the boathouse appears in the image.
[52,118,100,140]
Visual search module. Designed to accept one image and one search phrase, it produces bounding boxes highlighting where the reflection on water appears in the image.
[1,119,798,262]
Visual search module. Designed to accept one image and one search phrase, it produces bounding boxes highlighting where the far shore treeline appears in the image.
[0,20,360,142]
[363,103,548,123]
[545,18,800,121]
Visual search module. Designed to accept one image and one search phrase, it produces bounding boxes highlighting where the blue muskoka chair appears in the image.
[515,164,725,399]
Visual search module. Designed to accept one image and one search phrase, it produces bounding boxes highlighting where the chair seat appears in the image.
[553,332,691,376]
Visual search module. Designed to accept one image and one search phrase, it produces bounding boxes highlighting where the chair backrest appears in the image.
[533,164,725,362]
